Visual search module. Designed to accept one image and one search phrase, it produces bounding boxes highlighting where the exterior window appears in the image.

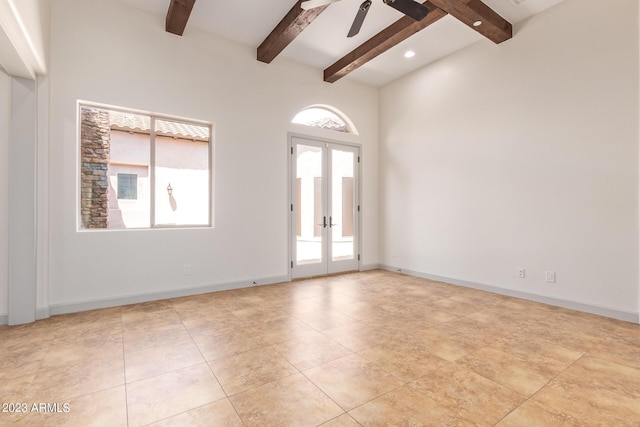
[117,173,137,200]
[79,104,212,230]
[292,106,357,134]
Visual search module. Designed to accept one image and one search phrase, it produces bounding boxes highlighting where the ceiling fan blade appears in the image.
[383,0,429,21]
[301,0,342,10]
[347,0,372,38]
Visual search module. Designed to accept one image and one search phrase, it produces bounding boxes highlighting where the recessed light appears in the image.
[473,20,482,27]
[404,50,416,58]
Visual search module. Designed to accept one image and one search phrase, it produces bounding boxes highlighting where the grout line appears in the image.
[119,309,130,427]
[483,350,588,425]
[3,270,635,425]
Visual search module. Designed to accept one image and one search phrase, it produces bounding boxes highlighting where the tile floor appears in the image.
[1,270,639,426]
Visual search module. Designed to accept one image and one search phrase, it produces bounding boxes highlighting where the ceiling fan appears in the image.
[301,0,430,38]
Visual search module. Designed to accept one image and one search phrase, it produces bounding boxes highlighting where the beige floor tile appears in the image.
[52,323,123,348]
[208,347,298,395]
[333,301,379,320]
[231,306,289,322]
[184,315,253,340]
[349,385,475,427]
[412,327,486,362]
[309,291,362,309]
[496,399,584,427]
[528,356,640,425]
[121,299,175,314]
[588,337,640,370]
[277,297,327,316]
[434,317,504,347]
[305,354,404,411]
[121,307,183,332]
[605,320,640,348]
[294,309,359,331]
[410,363,525,425]
[169,294,229,312]
[516,317,602,352]
[323,323,394,353]
[491,335,584,372]
[447,292,504,310]
[457,347,569,397]
[1,270,637,426]
[194,330,268,362]
[123,323,193,353]
[219,295,267,313]
[50,310,122,340]
[320,413,361,426]
[178,306,237,324]
[429,297,481,317]
[40,339,123,371]
[272,332,352,371]
[230,373,343,427]
[0,373,36,401]
[12,385,128,427]
[0,322,58,352]
[0,347,47,382]
[248,317,318,344]
[464,309,533,334]
[358,341,449,382]
[148,399,244,426]
[125,339,204,382]
[27,354,125,402]
[126,363,225,426]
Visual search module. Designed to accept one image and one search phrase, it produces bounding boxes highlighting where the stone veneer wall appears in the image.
[80,107,110,228]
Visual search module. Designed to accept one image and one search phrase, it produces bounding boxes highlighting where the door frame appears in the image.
[287,132,362,280]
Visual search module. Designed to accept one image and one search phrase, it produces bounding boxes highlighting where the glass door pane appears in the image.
[291,138,358,279]
[296,144,324,265]
[330,148,355,262]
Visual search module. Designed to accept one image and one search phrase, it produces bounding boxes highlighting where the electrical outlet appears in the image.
[545,271,556,283]
[518,268,526,278]
[183,264,191,276]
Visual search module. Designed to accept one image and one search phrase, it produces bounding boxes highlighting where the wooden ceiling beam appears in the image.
[428,0,512,44]
[324,2,446,83]
[166,0,196,36]
[257,1,329,64]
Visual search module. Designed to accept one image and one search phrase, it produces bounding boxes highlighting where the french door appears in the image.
[290,136,360,278]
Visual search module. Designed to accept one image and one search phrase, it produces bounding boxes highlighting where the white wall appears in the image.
[379,0,639,317]
[10,0,49,74]
[0,0,50,77]
[0,69,9,317]
[47,0,378,308]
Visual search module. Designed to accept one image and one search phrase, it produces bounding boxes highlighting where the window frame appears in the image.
[77,101,214,231]
[116,173,138,200]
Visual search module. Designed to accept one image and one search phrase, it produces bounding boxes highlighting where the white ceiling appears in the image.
[116,0,565,87]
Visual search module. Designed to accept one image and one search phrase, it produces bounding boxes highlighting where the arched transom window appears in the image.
[292,105,358,135]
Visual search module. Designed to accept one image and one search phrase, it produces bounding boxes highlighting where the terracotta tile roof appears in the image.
[109,111,209,140]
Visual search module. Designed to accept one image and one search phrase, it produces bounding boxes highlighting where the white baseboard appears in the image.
[47,275,290,317]
[0,309,48,325]
[8,268,637,325]
[379,265,640,324]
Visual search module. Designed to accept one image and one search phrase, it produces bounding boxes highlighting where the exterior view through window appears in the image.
[291,106,354,134]
[79,104,212,229]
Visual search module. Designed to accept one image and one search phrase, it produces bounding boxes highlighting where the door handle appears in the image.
[317,216,327,228]
[329,216,338,228]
